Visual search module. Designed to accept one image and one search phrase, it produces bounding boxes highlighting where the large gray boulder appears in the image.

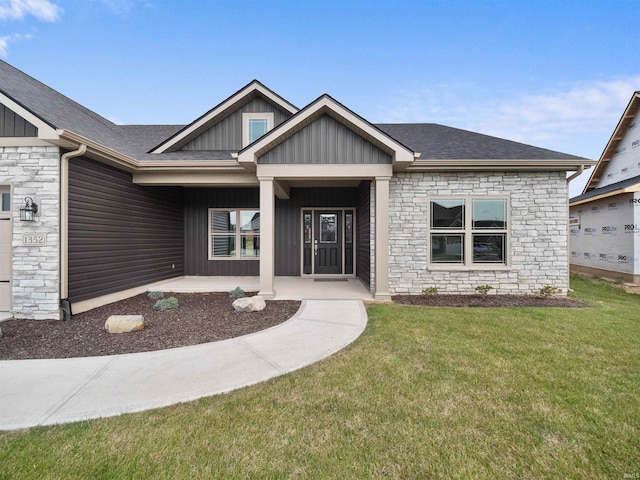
[232,295,266,312]
[105,315,145,334]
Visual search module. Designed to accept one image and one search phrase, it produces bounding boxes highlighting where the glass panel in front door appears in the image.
[319,214,337,243]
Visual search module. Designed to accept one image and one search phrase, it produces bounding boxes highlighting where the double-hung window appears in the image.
[209,209,260,260]
[429,197,508,267]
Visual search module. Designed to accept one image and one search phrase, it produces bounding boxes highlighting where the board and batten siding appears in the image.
[258,114,392,165]
[68,157,184,303]
[275,187,358,276]
[180,96,292,151]
[184,187,260,276]
[0,104,37,137]
[183,187,361,277]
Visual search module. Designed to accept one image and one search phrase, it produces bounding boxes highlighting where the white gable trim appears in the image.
[0,92,59,141]
[150,81,298,154]
[237,95,415,168]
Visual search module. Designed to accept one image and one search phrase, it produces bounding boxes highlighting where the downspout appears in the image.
[565,164,585,295]
[60,144,87,315]
[566,164,585,183]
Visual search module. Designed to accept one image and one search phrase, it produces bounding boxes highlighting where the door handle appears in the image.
[314,240,318,256]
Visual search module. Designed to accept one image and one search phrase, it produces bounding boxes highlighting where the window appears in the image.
[209,209,260,260]
[429,197,508,267]
[1,193,10,212]
[242,112,274,147]
[248,119,268,143]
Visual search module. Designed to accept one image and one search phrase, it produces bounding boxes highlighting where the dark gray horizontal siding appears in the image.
[181,96,292,151]
[68,157,184,303]
[0,104,37,137]
[259,114,392,165]
[275,187,358,276]
[184,187,260,276]
[356,181,371,287]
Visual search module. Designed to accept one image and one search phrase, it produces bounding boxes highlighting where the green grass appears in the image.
[1,275,639,479]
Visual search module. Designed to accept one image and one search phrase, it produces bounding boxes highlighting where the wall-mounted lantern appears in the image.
[19,197,38,222]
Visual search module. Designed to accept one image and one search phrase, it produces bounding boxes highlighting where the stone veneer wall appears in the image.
[0,145,60,319]
[388,171,568,295]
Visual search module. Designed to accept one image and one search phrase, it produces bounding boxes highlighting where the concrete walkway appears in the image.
[0,300,367,431]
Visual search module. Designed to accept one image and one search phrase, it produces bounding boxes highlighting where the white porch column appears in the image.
[374,176,391,300]
[258,176,275,298]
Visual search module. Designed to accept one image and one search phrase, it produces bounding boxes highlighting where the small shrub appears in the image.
[148,291,165,299]
[475,284,494,296]
[538,285,561,298]
[422,286,439,296]
[153,296,179,311]
[229,287,246,299]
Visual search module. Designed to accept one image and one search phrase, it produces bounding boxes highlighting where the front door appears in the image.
[302,209,355,276]
[315,211,342,274]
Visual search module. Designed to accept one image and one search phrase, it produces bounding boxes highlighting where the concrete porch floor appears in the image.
[154,276,374,300]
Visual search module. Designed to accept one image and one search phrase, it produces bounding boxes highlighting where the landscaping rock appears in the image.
[105,315,145,334]
[232,295,266,312]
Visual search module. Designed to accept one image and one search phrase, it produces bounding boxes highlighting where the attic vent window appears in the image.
[242,112,274,147]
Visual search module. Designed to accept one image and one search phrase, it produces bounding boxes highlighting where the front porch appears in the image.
[153,276,374,300]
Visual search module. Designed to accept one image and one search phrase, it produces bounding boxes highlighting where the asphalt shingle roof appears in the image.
[1,60,587,163]
[376,123,585,161]
[570,173,640,203]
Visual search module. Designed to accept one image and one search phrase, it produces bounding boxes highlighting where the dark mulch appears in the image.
[0,292,301,360]
[393,294,588,308]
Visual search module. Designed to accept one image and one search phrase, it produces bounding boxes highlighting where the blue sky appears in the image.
[1,0,639,196]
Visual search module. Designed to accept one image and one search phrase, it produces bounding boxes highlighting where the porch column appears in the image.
[374,176,392,300]
[258,176,275,299]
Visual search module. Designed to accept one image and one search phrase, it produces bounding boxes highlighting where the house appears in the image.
[0,60,594,320]
[569,92,640,285]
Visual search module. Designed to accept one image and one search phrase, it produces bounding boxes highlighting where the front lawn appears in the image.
[1,275,638,479]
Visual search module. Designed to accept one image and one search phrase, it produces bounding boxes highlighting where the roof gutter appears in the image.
[56,129,248,173]
[406,159,596,172]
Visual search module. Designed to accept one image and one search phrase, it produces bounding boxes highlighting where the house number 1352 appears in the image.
[22,234,47,246]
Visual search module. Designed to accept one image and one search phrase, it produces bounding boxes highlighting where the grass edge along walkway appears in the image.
[1,275,638,479]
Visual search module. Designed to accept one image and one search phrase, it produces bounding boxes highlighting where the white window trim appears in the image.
[427,195,511,271]
[242,112,274,147]
[208,208,260,260]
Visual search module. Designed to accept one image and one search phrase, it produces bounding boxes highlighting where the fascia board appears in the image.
[256,163,393,179]
[406,159,597,171]
[569,184,640,207]
[0,92,59,140]
[57,129,139,172]
[238,96,415,165]
[59,128,248,174]
[150,81,299,154]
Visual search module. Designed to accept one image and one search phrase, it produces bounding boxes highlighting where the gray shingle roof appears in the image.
[376,123,586,160]
[570,173,640,203]
[1,60,587,163]
[0,60,125,151]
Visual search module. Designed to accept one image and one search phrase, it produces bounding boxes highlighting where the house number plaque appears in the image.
[22,233,47,246]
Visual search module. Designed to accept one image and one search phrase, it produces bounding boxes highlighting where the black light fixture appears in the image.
[19,197,38,222]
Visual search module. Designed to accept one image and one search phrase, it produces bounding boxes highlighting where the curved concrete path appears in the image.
[0,300,367,431]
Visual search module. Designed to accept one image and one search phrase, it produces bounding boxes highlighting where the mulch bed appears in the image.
[392,294,588,308]
[0,292,301,360]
